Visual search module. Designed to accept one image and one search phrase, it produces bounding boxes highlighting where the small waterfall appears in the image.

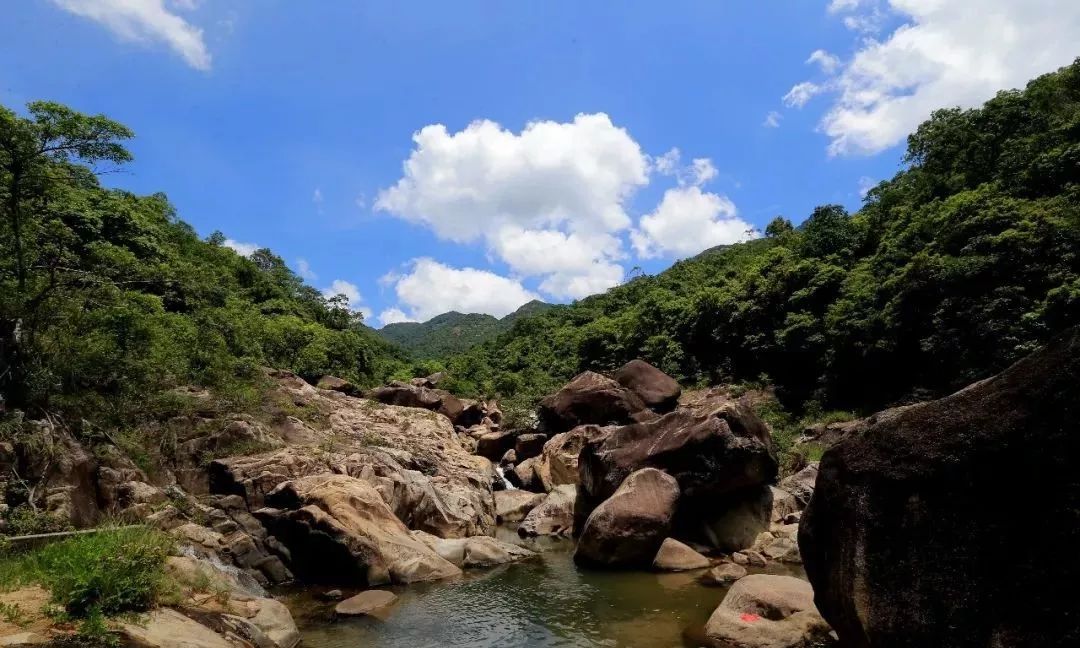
[495,464,518,490]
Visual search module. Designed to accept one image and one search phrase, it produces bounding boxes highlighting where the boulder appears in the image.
[518,485,576,537]
[704,575,831,648]
[701,562,748,586]
[476,430,515,461]
[0,634,45,648]
[800,327,1080,648]
[494,490,545,524]
[701,485,773,553]
[767,487,799,523]
[256,474,461,585]
[779,464,818,508]
[411,531,535,568]
[652,537,710,571]
[536,426,603,492]
[613,359,682,412]
[511,456,544,493]
[334,590,398,617]
[577,403,777,533]
[119,609,233,648]
[316,375,362,397]
[513,433,547,461]
[574,468,679,568]
[537,371,654,434]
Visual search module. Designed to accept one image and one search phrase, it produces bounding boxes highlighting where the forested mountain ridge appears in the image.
[0,101,407,429]
[438,59,1080,413]
[378,300,554,359]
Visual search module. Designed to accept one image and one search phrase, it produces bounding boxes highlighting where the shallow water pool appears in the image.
[287,531,802,648]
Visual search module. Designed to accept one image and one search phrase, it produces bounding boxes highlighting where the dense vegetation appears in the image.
[378,300,553,359]
[439,59,1080,413]
[0,101,406,430]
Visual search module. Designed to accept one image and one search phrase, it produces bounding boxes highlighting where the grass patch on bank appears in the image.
[0,526,174,618]
[754,399,857,475]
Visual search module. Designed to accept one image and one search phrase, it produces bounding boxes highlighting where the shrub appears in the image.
[28,527,174,617]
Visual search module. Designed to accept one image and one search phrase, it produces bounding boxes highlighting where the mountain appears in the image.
[379,300,554,359]
[439,59,1080,414]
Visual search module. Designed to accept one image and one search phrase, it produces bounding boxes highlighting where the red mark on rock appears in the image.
[740,613,761,623]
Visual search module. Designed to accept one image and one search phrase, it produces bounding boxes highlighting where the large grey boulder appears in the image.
[704,575,831,648]
[801,327,1080,648]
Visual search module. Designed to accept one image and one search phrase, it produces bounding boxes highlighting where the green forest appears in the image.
[0,101,406,430]
[3,59,1080,434]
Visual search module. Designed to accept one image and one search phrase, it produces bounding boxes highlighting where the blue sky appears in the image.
[3,1,1078,326]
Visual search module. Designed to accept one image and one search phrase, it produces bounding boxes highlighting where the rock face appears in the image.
[536,425,603,492]
[704,575,831,648]
[411,530,535,568]
[800,327,1080,648]
[257,474,461,585]
[120,609,234,648]
[513,433,547,461]
[537,371,654,434]
[613,359,682,413]
[575,468,679,568]
[518,485,576,537]
[316,375,362,397]
[494,490,545,524]
[576,403,777,533]
[652,537,710,571]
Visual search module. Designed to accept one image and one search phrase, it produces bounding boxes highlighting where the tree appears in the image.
[0,101,133,293]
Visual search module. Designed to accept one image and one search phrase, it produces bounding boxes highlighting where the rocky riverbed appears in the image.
[3,329,1077,647]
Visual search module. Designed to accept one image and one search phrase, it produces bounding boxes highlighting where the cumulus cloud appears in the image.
[375,113,649,299]
[653,148,719,187]
[796,0,1080,156]
[50,0,211,70]
[322,279,372,318]
[223,238,259,256]
[632,186,755,259]
[377,308,416,327]
[379,258,539,322]
[807,49,841,74]
[296,258,317,282]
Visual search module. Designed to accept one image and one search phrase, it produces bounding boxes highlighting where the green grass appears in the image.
[754,398,857,475]
[0,526,174,618]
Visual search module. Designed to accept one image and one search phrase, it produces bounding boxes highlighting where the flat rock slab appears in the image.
[335,590,399,617]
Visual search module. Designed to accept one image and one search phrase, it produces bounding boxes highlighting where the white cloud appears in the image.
[653,148,719,187]
[801,0,1080,156]
[223,238,259,256]
[763,111,783,128]
[312,188,323,204]
[380,258,539,322]
[783,81,824,108]
[377,308,416,327]
[296,258,317,281]
[539,261,625,300]
[375,113,650,299]
[632,186,755,259]
[50,0,211,70]
[322,279,371,318]
[807,49,841,74]
[858,176,877,198]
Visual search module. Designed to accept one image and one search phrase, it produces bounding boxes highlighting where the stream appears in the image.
[285,529,804,648]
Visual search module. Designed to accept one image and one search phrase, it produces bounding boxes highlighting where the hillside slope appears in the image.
[379,300,553,358]
[440,59,1080,413]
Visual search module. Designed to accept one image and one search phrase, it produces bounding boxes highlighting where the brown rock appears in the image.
[494,490,545,524]
[536,425,604,492]
[700,562,748,586]
[476,430,515,461]
[513,433,547,461]
[511,456,544,492]
[316,376,362,397]
[576,403,777,533]
[518,485,576,537]
[538,371,654,434]
[704,575,831,648]
[257,474,461,585]
[334,590,398,616]
[801,328,1080,648]
[614,359,682,412]
[653,537,711,571]
[574,468,679,568]
[779,464,818,508]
